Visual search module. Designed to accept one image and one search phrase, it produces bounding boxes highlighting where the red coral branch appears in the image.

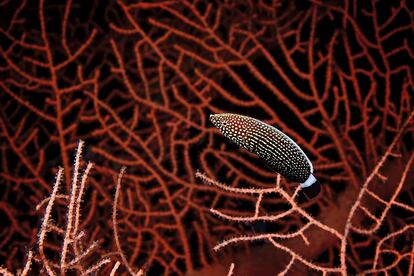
[1,0,413,275]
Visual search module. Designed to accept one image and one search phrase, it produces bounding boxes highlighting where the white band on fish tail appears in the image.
[300,174,317,188]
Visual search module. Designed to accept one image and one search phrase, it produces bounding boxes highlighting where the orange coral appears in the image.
[0,0,413,275]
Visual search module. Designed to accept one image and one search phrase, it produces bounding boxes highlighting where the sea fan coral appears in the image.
[1,0,413,275]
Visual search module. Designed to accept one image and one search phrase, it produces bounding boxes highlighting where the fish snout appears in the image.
[209,114,222,128]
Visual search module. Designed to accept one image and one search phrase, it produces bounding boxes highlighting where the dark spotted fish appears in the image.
[210,113,318,196]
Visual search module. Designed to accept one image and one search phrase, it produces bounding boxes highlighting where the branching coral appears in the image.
[0,0,413,275]
[0,140,143,275]
[198,109,414,274]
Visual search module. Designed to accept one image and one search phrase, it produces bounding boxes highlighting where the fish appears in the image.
[210,113,320,198]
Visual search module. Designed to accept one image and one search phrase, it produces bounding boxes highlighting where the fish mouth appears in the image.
[210,113,236,130]
[209,114,220,128]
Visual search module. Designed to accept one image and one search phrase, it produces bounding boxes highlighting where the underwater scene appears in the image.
[1,1,413,275]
